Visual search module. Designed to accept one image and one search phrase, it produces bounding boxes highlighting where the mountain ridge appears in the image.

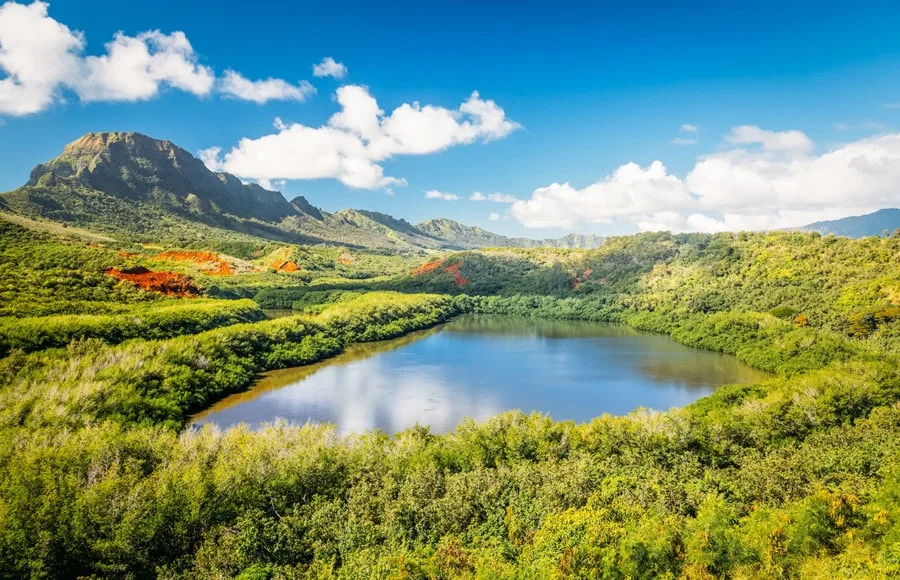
[1,131,605,252]
[798,208,900,238]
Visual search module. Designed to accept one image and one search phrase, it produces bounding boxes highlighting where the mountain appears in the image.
[0,132,604,252]
[417,218,605,249]
[799,209,900,238]
[2,132,307,245]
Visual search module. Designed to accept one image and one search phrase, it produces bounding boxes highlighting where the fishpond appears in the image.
[191,315,771,434]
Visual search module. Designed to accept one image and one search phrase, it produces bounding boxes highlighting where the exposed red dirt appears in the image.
[104,267,201,296]
[411,259,445,276]
[117,250,139,258]
[570,269,594,291]
[271,260,301,272]
[444,262,470,287]
[337,254,354,264]
[154,251,234,275]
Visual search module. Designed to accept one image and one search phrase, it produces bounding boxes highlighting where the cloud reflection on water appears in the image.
[191,315,771,435]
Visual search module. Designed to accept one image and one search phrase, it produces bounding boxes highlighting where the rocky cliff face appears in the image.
[27,132,297,223]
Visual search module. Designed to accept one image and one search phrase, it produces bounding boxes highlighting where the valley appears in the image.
[1,133,899,577]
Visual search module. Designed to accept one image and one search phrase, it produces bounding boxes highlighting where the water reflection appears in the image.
[191,315,771,434]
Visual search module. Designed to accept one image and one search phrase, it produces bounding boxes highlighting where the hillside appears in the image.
[2,219,900,577]
[417,218,605,249]
[0,132,605,253]
[799,208,900,237]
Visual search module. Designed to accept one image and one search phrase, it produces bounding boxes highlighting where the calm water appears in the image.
[191,315,771,435]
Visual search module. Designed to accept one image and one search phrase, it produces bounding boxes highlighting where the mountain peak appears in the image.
[62,131,172,154]
[24,131,296,223]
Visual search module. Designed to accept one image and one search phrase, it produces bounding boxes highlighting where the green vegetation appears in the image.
[0,292,458,433]
[1,132,601,253]
[0,299,264,356]
[1,142,900,577]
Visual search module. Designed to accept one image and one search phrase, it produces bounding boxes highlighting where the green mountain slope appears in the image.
[416,218,605,248]
[799,208,900,237]
[1,132,604,252]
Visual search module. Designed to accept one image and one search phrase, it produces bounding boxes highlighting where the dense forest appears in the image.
[1,209,900,578]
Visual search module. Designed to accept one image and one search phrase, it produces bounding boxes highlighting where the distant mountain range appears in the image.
[798,208,900,238]
[0,132,605,252]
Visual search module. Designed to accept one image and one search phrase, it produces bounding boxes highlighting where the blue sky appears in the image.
[3,1,900,237]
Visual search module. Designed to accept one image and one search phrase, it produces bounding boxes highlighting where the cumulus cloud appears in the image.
[0,0,84,115]
[202,85,519,189]
[219,70,315,103]
[470,191,517,203]
[0,2,215,114]
[424,190,459,201]
[511,127,900,233]
[680,123,698,133]
[76,30,214,101]
[511,161,693,229]
[725,124,813,154]
[313,56,347,79]
[489,212,501,221]
[0,1,312,115]
[671,137,697,146]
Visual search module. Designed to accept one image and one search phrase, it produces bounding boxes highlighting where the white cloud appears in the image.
[489,212,501,221]
[725,125,813,154]
[202,85,519,189]
[313,56,347,79]
[219,70,315,103]
[511,161,693,229]
[257,178,286,191]
[77,30,214,102]
[198,146,222,170]
[671,124,698,145]
[0,0,84,115]
[511,128,900,233]
[425,190,459,201]
[0,1,313,115]
[470,191,517,203]
[883,103,900,109]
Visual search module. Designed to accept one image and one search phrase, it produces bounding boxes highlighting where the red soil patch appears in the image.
[411,259,445,276]
[337,254,354,265]
[271,260,301,272]
[154,251,234,276]
[570,269,594,291]
[444,262,470,287]
[118,250,139,258]
[104,267,201,297]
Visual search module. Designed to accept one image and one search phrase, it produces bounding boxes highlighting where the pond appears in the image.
[190,315,771,435]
